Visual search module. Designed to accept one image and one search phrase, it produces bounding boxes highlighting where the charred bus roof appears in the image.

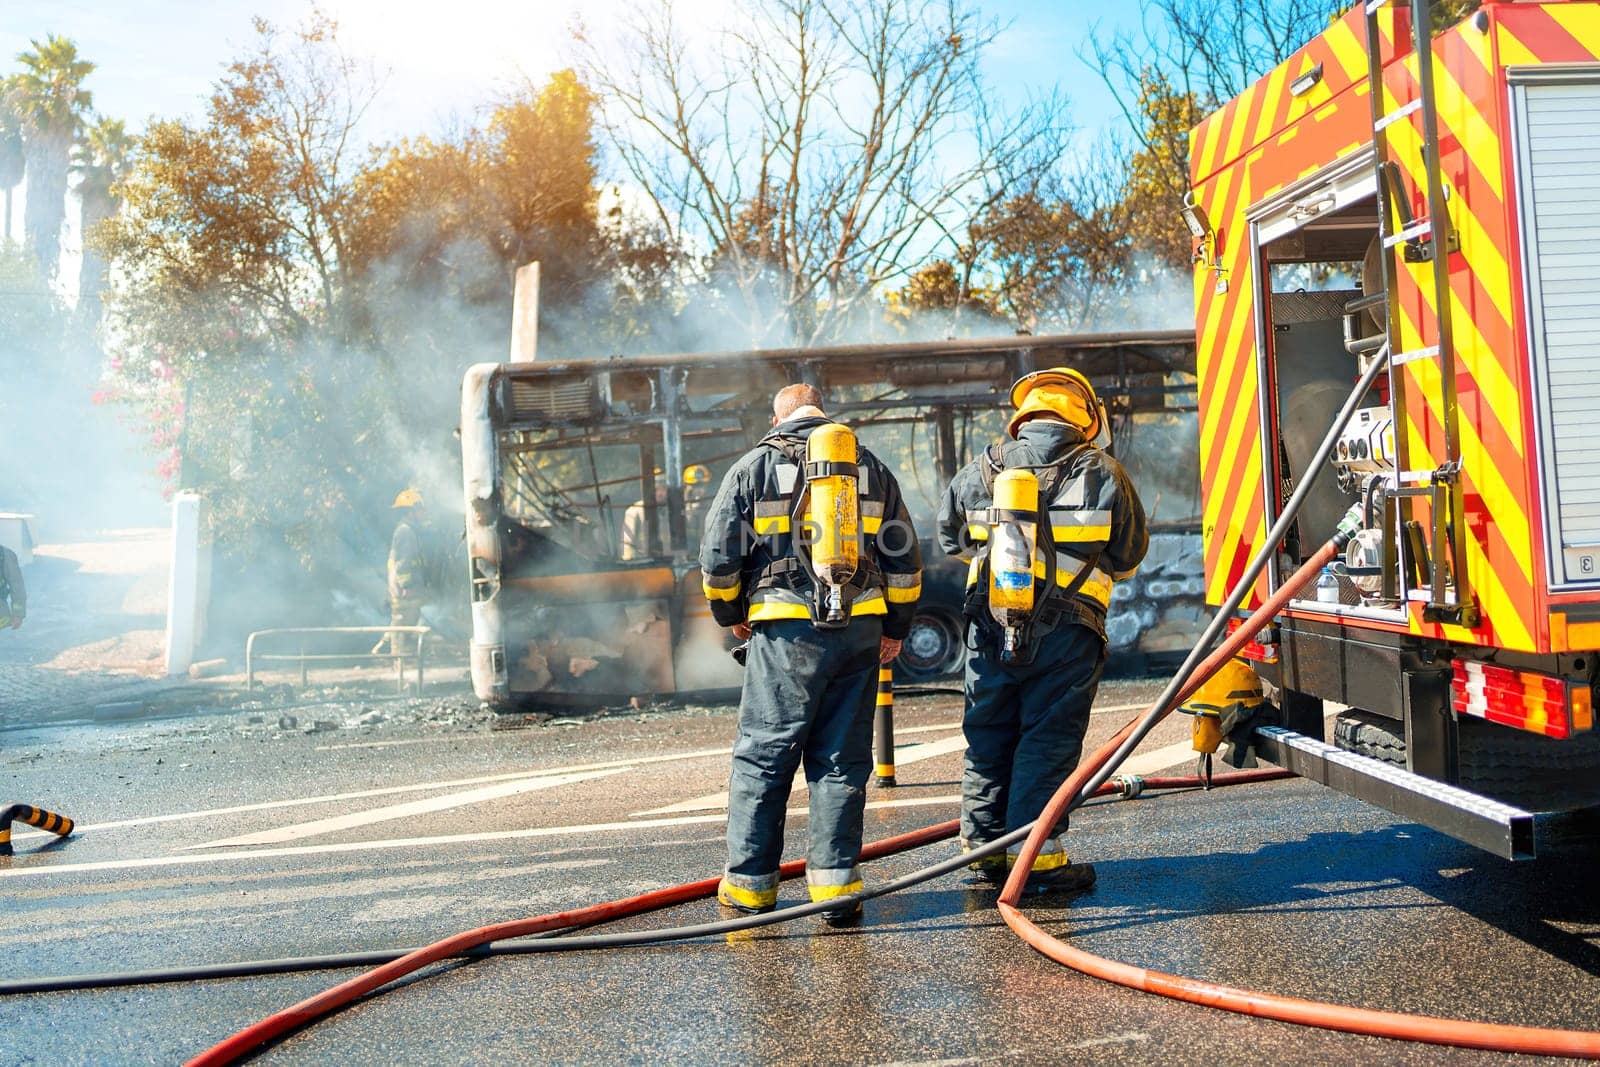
[478,329,1197,430]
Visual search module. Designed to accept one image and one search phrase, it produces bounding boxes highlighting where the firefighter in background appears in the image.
[0,545,25,630]
[683,463,713,542]
[378,488,430,656]
[618,482,665,561]
[700,384,923,926]
[621,466,714,560]
[937,368,1148,893]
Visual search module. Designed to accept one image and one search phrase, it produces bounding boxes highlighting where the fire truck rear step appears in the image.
[1253,725,1538,861]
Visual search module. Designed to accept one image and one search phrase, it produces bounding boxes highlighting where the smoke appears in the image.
[0,247,165,539]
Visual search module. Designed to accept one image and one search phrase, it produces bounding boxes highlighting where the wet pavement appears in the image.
[1,677,1597,1065]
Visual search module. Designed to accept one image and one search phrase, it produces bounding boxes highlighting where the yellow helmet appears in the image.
[1006,366,1101,440]
[392,488,424,509]
[683,464,712,485]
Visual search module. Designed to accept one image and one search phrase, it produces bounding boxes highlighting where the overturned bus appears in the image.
[459,332,1202,709]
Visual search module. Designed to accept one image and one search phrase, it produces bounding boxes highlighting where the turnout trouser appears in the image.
[961,622,1106,870]
[722,617,883,908]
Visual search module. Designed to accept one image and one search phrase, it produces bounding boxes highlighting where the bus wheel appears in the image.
[897,600,967,683]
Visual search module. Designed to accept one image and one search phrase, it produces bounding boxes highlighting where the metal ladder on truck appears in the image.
[1362,0,1477,628]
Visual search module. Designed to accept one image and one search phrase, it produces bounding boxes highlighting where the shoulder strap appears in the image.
[978,439,1093,501]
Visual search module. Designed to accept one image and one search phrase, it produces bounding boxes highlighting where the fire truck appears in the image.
[1190,0,1600,858]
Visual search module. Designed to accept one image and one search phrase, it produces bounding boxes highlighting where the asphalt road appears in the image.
[2,678,1598,1065]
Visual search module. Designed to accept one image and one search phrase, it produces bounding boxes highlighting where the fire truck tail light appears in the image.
[1450,660,1594,740]
[1227,616,1278,663]
[1572,684,1594,733]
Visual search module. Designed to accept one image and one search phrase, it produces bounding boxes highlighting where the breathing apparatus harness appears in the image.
[751,426,879,631]
[963,440,1099,665]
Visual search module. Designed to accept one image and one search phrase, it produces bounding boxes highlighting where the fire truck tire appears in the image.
[1456,717,1600,812]
[1333,709,1407,767]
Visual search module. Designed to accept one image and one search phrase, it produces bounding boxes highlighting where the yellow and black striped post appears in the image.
[0,804,75,856]
[874,668,896,787]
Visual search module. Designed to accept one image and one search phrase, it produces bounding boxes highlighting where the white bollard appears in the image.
[164,493,209,677]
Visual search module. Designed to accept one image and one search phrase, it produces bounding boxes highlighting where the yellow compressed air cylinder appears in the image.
[988,469,1039,622]
[806,424,860,587]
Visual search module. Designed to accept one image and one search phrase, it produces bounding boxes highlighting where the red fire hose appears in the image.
[186,771,1283,1065]
[997,541,1600,1059]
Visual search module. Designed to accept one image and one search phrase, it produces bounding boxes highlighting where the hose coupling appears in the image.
[1113,774,1144,800]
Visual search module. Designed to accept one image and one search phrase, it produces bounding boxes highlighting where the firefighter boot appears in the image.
[1023,861,1097,896]
[717,875,777,916]
[961,841,1008,887]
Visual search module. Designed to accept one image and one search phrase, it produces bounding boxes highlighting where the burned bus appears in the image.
[459,332,1201,709]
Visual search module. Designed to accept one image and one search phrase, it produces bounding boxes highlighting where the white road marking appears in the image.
[631,734,970,816]
[1114,738,1206,777]
[0,796,959,880]
[316,734,505,752]
[0,748,1304,882]
[1061,1032,1150,1051]
[9,747,733,843]
[183,768,628,849]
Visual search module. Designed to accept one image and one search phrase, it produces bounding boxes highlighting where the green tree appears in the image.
[7,35,95,280]
[70,115,131,320]
[0,101,22,245]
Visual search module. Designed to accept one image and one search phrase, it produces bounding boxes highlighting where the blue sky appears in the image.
[0,0,1142,149]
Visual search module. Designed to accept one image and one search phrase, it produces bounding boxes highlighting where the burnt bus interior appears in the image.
[475,333,1202,694]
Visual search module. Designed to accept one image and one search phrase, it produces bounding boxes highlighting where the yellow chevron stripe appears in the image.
[1326,16,1368,86]
[1384,123,1521,456]
[1201,259,1261,543]
[1252,63,1290,148]
[1221,86,1256,169]
[1395,302,1533,590]
[1497,23,1540,67]
[1195,174,1240,470]
[1386,110,1512,309]
[1432,49,1502,201]
[1194,106,1227,181]
[1385,109,1523,463]
[1207,461,1265,605]
[1447,288,1523,460]
[1549,4,1600,53]
[1395,308,1536,653]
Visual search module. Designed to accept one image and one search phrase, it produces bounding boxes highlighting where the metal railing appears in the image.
[245,626,429,694]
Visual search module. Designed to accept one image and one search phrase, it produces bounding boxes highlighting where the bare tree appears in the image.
[1082,0,1343,270]
[578,0,1067,347]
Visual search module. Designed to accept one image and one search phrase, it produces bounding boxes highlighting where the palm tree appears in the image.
[0,100,23,245]
[71,116,130,317]
[9,36,94,281]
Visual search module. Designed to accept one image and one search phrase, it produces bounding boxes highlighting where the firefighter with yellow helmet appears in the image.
[682,463,713,541]
[380,488,429,657]
[700,384,923,925]
[937,367,1148,893]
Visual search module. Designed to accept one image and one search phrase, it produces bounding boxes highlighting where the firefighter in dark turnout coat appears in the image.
[700,384,923,925]
[938,367,1148,892]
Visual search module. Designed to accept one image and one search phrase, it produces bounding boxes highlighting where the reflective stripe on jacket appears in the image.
[937,419,1147,637]
[699,415,923,640]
